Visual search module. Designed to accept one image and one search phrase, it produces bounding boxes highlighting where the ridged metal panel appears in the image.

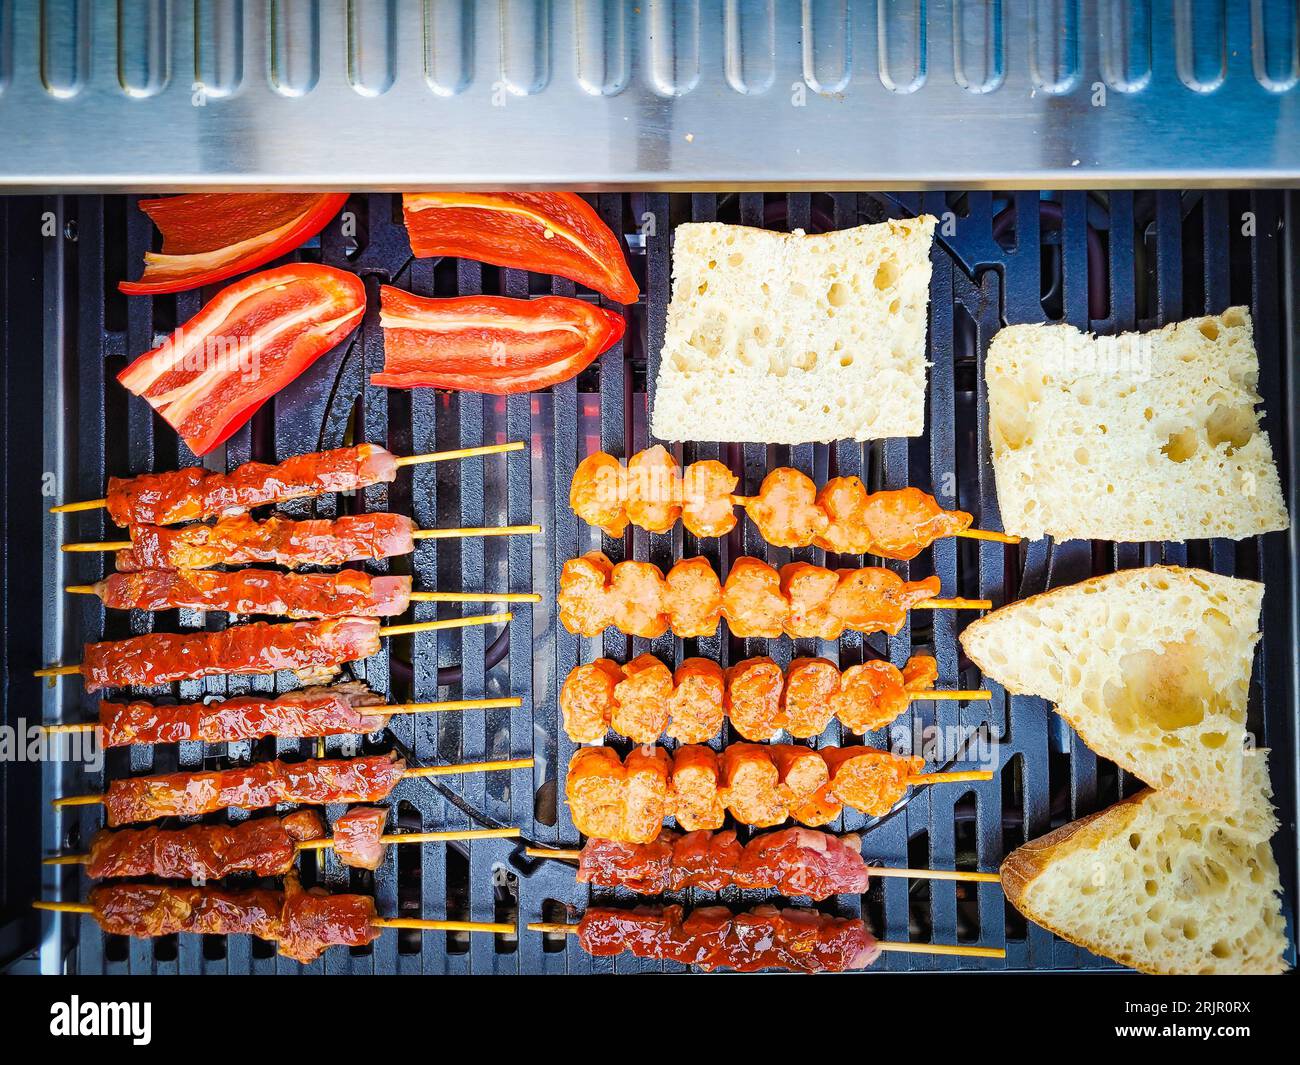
[26,189,1298,973]
[0,2,1298,188]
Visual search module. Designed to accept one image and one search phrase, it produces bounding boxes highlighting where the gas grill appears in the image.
[0,5,1297,976]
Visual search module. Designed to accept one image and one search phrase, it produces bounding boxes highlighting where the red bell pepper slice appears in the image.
[401,192,640,305]
[119,192,349,295]
[372,285,624,394]
[118,264,366,456]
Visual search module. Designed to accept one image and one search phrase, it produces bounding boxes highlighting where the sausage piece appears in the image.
[670,746,726,832]
[782,658,840,739]
[609,561,670,639]
[780,562,842,639]
[566,747,626,841]
[623,747,673,844]
[746,468,829,548]
[625,445,682,534]
[834,660,911,735]
[571,453,629,538]
[822,748,924,817]
[612,655,674,744]
[681,460,738,538]
[724,658,786,742]
[558,552,615,636]
[560,658,624,743]
[719,744,787,828]
[667,658,726,744]
[721,557,788,638]
[771,745,840,828]
[663,557,723,638]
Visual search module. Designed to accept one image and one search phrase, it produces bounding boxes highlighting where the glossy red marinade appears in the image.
[577,904,879,973]
[104,444,399,527]
[331,807,389,871]
[80,618,381,692]
[103,752,406,826]
[95,568,412,618]
[116,513,416,572]
[96,682,391,746]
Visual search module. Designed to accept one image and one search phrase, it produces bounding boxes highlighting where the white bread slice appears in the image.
[650,217,935,444]
[1001,750,1288,974]
[960,566,1262,810]
[986,308,1289,541]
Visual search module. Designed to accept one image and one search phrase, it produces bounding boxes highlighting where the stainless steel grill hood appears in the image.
[1,0,1298,191]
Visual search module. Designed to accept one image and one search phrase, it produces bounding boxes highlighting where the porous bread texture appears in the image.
[1001,750,1287,975]
[986,307,1289,541]
[960,566,1261,810]
[650,216,936,444]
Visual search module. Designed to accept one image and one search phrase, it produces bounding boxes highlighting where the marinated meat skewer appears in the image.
[562,652,988,743]
[46,813,520,878]
[54,751,533,827]
[34,612,513,692]
[39,682,520,747]
[49,440,525,527]
[527,828,1000,899]
[565,743,992,844]
[67,567,539,618]
[63,511,540,570]
[572,445,1018,558]
[35,873,512,964]
[530,905,1005,972]
[558,551,989,640]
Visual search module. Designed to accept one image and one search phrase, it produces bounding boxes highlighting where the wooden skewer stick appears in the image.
[907,689,989,702]
[63,586,543,605]
[953,528,1020,545]
[33,613,514,681]
[912,598,992,610]
[52,756,535,811]
[522,846,1000,883]
[36,696,525,736]
[34,901,513,936]
[62,525,542,554]
[908,770,994,786]
[48,442,529,515]
[47,827,522,866]
[525,921,1004,959]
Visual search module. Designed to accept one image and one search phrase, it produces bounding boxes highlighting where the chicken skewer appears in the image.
[559,551,989,640]
[35,874,512,964]
[530,905,1005,972]
[45,811,520,876]
[567,743,992,843]
[562,652,989,743]
[65,567,540,619]
[62,512,540,568]
[37,682,521,747]
[571,446,1019,559]
[33,612,513,692]
[525,827,1000,900]
[49,440,525,526]
[53,751,532,827]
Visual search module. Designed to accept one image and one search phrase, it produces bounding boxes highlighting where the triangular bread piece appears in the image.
[986,307,1289,541]
[651,216,935,444]
[1001,750,1287,974]
[960,566,1261,809]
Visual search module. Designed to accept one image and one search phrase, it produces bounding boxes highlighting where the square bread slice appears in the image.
[960,566,1262,810]
[650,216,936,444]
[1001,750,1288,975]
[986,308,1289,541]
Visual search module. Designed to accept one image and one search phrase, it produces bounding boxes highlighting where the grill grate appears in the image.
[19,190,1298,973]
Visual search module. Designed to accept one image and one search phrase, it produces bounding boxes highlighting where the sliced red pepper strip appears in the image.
[118,264,366,456]
[119,192,349,295]
[401,192,640,305]
[372,285,624,395]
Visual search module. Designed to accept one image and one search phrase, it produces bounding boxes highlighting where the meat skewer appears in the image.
[572,445,1019,558]
[530,905,1004,972]
[566,743,992,843]
[562,652,989,743]
[34,612,513,692]
[35,873,513,964]
[558,551,989,640]
[525,828,1000,900]
[63,511,541,569]
[46,813,520,877]
[65,567,540,619]
[49,440,525,526]
[53,751,532,827]
[38,682,521,747]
